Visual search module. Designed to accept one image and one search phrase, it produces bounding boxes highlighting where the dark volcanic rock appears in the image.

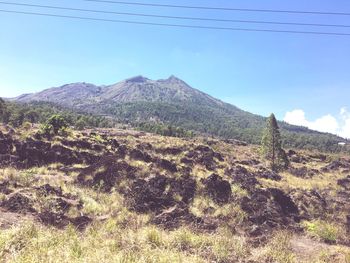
[346,215,350,233]
[225,166,259,192]
[0,183,90,229]
[108,139,120,149]
[289,167,308,178]
[152,205,199,229]
[77,156,137,191]
[71,215,93,230]
[241,188,299,237]
[38,211,68,227]
[308,153,327,162]
[35,184,63,197]
[255,168,282,181]
[0,181,12,195]
[0,135,104,168]
[130,175,174,213]
[136,142,153,151]
[237,159,260,166]
[223,139,247,146]
[269,188,299,215]
[0,154,19,166]
[0,137,13,154]
[321,159,350,172]
[290,189,328,220]
[202,174,231,203]
[288,167,318,178]
[337,176,350,190]
[157,147,183,155]
[130,149,153,163]
[2,192,35,213]
[157,159,178,173]
[287,150,297,157]
[180,157,193,165]
[61,139,93,150]
[128,173,198,228]
[185,145,223,170]
[290,155,308,164]
[170,175,196,203]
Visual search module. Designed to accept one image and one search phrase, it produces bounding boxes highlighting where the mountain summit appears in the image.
[14,75,221,107]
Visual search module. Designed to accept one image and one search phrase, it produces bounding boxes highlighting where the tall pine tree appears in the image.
[0,98,6,123]
[261,113,289,171]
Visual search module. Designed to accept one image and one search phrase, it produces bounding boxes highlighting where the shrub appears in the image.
[303,220,341,243]
[39,115,68,138]
[47,115,68,135]
[21,121,32,131]
[39,123,54,138]
[75,119,86,130]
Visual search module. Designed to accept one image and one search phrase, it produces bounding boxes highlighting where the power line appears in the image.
[84,0,350,16]
[1,1,350,28]
[1,9,350,36]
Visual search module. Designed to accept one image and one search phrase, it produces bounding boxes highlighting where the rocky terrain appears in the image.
[0,125,349,262]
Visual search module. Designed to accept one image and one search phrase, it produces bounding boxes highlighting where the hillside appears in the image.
[0,125,349,262]
[12,76,347,152]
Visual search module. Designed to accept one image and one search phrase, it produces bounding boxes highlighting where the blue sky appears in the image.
[1,0,350,136]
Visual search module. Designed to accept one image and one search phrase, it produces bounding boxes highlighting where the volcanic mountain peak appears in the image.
[125,76,150,83]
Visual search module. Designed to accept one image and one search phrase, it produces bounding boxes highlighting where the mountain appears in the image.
[15,75,225,108]
[14,82,102,108]
[12,75,347,151]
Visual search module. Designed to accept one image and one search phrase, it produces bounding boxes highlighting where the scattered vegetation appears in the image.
[0,121,349,262]
[303,220,344,244]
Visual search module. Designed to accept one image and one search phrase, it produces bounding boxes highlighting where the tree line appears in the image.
[0,99,113,130]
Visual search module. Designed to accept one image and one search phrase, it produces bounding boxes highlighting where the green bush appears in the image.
[21,121,32,131]
[303,220,341,243]
[46,115,68,134]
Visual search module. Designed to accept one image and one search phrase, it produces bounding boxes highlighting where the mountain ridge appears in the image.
[13,75,227,107]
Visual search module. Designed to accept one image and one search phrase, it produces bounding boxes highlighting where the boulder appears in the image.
[77,156,137,191]
[241,188,299,237]
[226,166,259,192]
[290,189,328,219]
[321,159,350,172]
[130,175,174,213]
[170,175,196,203]
[255,168,282,181]
[130,149,153,163]
[2,192,35,213]
[157,159,178,173]
[201,174,231,203]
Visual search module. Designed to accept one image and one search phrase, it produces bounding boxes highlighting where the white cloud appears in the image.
[284,108,350,138]
[308,114,339,134]
[284,109,309,127]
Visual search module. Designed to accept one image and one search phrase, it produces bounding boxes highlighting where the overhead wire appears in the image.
[1,9,350,36]
[0,1,350,28]
[83,0,350,16]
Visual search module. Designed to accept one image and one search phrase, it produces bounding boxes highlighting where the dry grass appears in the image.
[1,128,350,262]
[0,217,251,263]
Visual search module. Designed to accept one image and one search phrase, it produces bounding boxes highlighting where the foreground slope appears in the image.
[12,76,347,151]
[0,125,349,262]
